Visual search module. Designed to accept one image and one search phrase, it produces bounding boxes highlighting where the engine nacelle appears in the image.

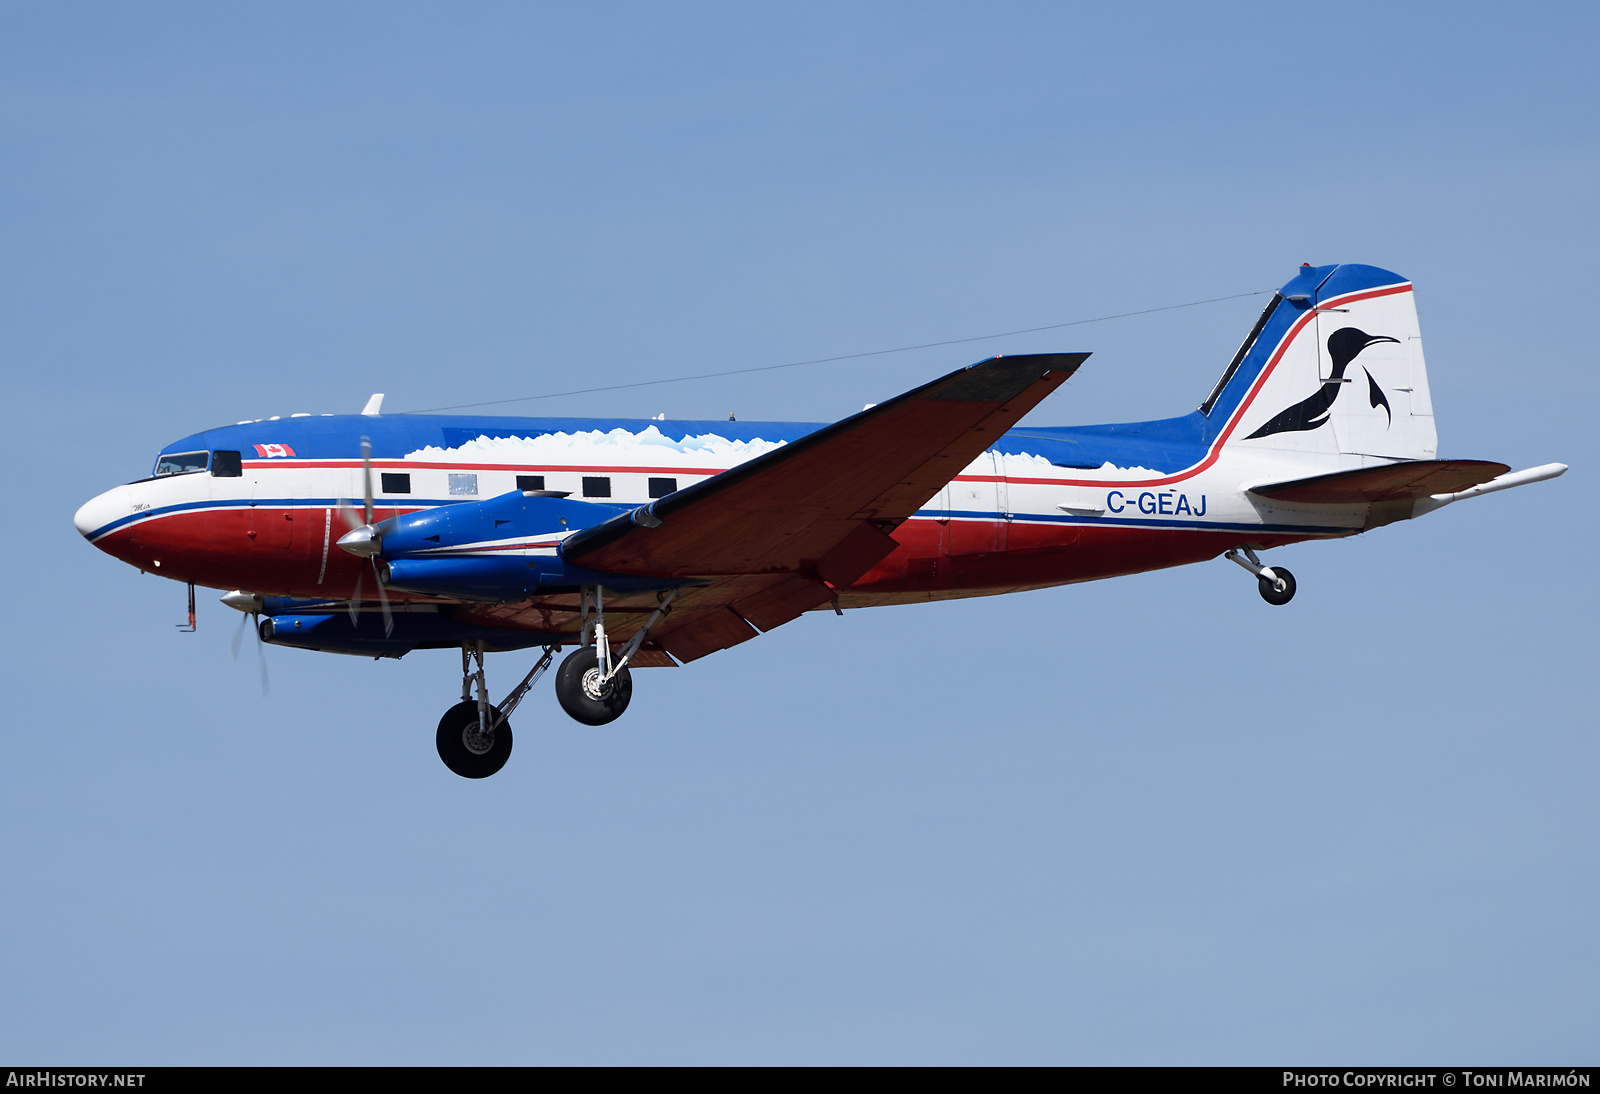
[374,490,679,602]
[378,490,627,554]
[258,610,560,657]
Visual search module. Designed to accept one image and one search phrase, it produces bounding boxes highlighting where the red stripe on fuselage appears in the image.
[243,459,729,476]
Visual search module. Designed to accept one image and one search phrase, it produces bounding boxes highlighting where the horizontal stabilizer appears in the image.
[1250,459,1510,504]
[1412,462,1567,516]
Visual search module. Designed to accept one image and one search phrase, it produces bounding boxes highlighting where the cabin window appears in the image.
[154,450,208,476]
[448,473,478,496]
[211,451,242,477]
[582,476,611,498]
[381,473,411,494]
[516,475,545,491]
[648,477,677,498]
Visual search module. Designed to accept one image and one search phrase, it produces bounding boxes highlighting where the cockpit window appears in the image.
[154,450,209,477]
[211,450,242,477]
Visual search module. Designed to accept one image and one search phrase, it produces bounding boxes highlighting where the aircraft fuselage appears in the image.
[75,410,1357,614]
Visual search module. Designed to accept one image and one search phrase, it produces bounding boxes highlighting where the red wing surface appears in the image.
[1250,459,1510,504]
[542,353,1085,660]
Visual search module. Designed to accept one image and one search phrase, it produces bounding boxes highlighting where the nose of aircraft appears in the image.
[74,484,131,541]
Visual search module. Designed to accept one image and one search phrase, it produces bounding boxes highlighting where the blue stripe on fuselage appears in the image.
[84,496,469,541]
[920,508,1349,536]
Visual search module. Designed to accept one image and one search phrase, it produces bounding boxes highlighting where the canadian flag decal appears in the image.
[253,444,297,458]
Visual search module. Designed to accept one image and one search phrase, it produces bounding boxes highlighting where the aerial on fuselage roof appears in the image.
[74,262,1566,779]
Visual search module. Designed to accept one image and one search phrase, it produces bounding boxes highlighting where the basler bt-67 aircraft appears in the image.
[74,263,1566,778]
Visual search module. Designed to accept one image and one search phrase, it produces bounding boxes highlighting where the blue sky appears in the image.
[3,2,1596,1064]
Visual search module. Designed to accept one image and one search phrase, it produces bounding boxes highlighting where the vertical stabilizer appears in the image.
[1207,264,1437,463]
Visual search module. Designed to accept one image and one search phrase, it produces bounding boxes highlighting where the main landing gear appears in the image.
[436,642,557,778]
[555,646,633,726]
[551,585,676,726]
[1225,546,1297,606]
[432,586,678,777]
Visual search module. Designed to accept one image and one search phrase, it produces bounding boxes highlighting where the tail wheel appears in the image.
[1258,567,1296,606]
[555,647,633,725]
[436,700,513,778]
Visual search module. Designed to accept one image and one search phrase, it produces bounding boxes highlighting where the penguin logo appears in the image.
[1246,327,1398,439]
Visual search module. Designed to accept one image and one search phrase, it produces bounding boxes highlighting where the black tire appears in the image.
[1258,566,1296,606]
[435,700,513,778]
[555,646,633,726]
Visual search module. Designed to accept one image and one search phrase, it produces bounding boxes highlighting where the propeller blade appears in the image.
[348,564,364,628]
[361,436,374,527]
[229,611,247,664]
[335,500,364,531]
[252,613,270,697]
[373,558,393,638]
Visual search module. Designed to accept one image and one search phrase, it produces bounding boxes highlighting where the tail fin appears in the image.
[1204,264,1436,462]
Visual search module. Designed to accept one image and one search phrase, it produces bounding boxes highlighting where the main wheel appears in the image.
[436,700,513,778]
[555,647,633,726]
[1258,566,1296,606]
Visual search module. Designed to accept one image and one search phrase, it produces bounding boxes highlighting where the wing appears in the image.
[466,353,1085,662]
[563,352,1085,577]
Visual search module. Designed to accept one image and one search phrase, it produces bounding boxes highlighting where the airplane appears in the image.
[74,262,1566,778]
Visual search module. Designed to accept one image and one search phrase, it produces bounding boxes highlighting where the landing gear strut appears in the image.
[435,641,557,778]
[554,586,676,726]
[433,586,678,773]
[1226,546,1296,606]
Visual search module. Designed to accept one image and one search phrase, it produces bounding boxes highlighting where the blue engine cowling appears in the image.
[259,610,561,657]
[373,491,678,602]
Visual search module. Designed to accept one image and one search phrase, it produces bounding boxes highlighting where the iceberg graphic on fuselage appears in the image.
[404,425,789,467]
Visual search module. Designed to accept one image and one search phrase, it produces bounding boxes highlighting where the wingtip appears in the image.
[930,352,1086,403]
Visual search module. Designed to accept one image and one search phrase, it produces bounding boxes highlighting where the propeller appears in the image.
[333,436,393,638]
[254,613,271,695]
[332,498,366,626]
[224,597,270,696]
